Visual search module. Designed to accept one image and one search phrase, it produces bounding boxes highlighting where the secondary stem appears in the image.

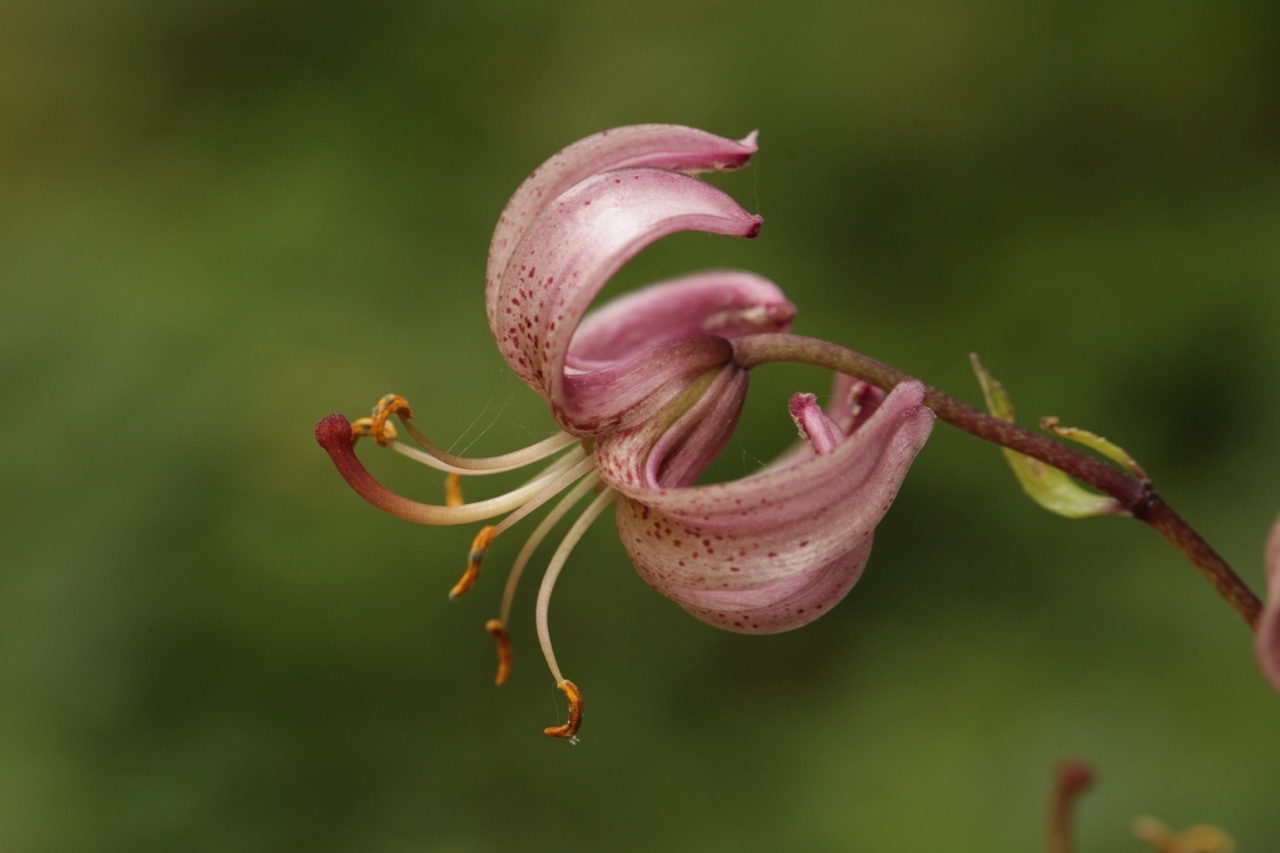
[1047,760,1094,853]
[732,333,1262,630]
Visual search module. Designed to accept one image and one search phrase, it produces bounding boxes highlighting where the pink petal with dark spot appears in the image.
[604,381,934,634]
[569,271,793,369]
[486,124,757,324]
[490,167,763,433]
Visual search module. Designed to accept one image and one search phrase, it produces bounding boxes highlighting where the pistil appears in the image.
[314,413,589,526]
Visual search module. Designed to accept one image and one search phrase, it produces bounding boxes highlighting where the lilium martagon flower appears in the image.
[314,125,935,740]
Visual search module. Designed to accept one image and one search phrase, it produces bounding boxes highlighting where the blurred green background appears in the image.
[3,0,1278,850]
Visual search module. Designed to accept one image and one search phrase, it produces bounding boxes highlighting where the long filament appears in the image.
[449,459,597,602]
[315,414,587,526]
[535,488,617,683]
[497,474,601,624]
[396,416,578,473]
[491,456,597,537]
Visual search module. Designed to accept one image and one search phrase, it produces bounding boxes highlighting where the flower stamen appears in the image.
[532,488,616,739]
[495,475,602,624]
[392,411,579,475]
[450,525,497,601]
[543,679,584,742]
[489,454,596,535]
[468,474,602,685]
[350,393,580,475]
[350,417,396,444]
[445,473,464,507]
[369,393,411,446]
[392,429,580,475]
[485,618,513,686]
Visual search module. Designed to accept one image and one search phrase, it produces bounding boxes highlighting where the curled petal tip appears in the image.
[612,379,932,634]
[570,271,793,368]
[488,124,764,299]
[494,166,769,429]
[488,124,770,434]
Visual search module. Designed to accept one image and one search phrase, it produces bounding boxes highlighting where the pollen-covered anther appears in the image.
[485,618,512,686]
[368,393,413,446]
[543,679,583,741]
[349,417,397,444]
[445,473,464,507]
[450,526,497,601]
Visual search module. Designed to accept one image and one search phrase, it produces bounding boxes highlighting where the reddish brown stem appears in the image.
[732,334,1262,630]
[1048,759,1095,853]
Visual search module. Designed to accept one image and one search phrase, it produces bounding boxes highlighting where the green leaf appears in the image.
[970,354,1126,519]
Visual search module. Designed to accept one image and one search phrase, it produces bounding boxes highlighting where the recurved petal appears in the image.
[568,271,794,369]
[608,381,934,633]
[672,534,874,633]
[557,335,740,437]
[1256,516,1280,692]
[486,124,758,317]
[760,377,886,475]
[491,167,762,431]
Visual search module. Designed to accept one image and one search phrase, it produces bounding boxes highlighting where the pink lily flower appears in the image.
[315,125,934,737]
[1256,516,1280,692]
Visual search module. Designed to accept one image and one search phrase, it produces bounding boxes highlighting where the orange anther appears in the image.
[543,679,583,741]
[349,417,397,444]
[449,526,497,601]
[368,394,413,446]
[446,473,464,507]
[485,619,512,686]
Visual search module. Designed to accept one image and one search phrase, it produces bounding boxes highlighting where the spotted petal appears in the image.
[486,124,758,318]
[490,166,771,434]
[570,271,792,365]
[604,380,935,633]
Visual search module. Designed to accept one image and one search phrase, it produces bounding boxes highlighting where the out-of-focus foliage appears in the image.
[2,0,1277,850]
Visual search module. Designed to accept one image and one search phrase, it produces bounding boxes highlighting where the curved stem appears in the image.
[732,333,1262,630]
[1047,759,1094,853]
